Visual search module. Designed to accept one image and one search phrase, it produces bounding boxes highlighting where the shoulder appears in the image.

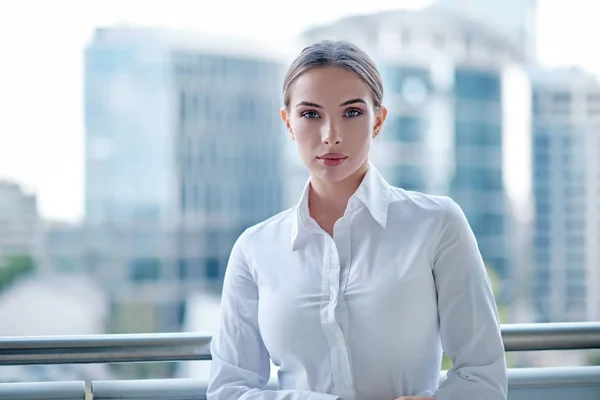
[388,186,460,220]
[235,206,296,250]
[226,208,295,278]
[386,187,470,242]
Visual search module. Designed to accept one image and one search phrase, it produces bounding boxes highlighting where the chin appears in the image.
[311,162,363,183]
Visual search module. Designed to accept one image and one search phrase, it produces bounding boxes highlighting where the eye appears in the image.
[345,109,362,117]
[301,110,320,119]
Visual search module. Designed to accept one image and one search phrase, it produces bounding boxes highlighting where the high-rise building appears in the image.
[85,27,285,227]
[299,9,532,303]
[82,27,286,336]
[532,68,600,322]
[430,0,538,63]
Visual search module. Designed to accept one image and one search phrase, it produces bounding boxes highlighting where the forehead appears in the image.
[290,66,372,105]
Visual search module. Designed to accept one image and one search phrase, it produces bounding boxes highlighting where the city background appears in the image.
[1,0,600,383]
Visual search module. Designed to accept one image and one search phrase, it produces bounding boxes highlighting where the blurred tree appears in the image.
[588,351,600,366]
[0,253,36,291]
[441,262,513,370]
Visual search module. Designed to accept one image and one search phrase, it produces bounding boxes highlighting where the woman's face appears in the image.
[281,66,386,184]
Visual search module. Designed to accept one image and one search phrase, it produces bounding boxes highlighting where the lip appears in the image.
[317,153,348,167]
[317,153,347,160]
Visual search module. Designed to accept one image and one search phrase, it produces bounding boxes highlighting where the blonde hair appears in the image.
[282,40,384,110]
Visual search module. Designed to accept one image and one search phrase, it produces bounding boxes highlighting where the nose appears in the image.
[321,121,341,145]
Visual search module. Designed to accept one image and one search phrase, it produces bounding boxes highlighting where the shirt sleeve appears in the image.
[431,198,508,400]
[207,232,341,400]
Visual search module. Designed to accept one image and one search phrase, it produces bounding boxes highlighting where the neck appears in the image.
[308,161,369,218]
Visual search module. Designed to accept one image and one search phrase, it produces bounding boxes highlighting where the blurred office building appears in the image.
[0,181,40,264]
[78,27,287,341]
[531,68,600,323]
[298,9,532,306]
[431,0,538,64]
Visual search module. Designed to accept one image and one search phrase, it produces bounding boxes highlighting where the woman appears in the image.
[207,40,507,400]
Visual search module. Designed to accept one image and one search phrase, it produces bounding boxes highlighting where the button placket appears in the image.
[325,218,355,400]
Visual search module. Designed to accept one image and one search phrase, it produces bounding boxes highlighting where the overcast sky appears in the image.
[0,0,598,221]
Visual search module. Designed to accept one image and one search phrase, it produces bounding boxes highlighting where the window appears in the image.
[205,257,220,279]
[535,218,550,232]
[534,167,550,181]
[553,92,572,103]
[566,252,585,264]
[129,258,161,282]
[564,185,585,197]
[455,121,502,146]
[179,91,187,122]
[563,169,585,182]
[394,165,425,191]
[178,258,204,281]
[386,116,422,142]
[566,285,586,299]
[237,95,256,123]
[534,235,550,248]
[469,213,504,236]
[179,182,187,212]
[452,167,502,190]
[566,220,585,231]
[532,92,541,114]
[534,247,550,265]
[566,235,586,248]
[455,69,501,102]
[564,202,585,214]
[534,150,550,165]
[384,66,430,93]
[534,266,550,283]
[535,186,550,200]
[534,134,550,148]
[587,93,600,102]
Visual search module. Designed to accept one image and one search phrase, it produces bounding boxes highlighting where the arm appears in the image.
[431,199,508,400]
[207,233,341,400]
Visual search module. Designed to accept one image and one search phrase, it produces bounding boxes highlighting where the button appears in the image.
[342,384,349,391]
[330,293,336,301]
[334,336,341,344]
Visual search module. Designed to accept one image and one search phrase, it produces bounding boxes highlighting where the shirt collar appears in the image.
[291,163,391,250]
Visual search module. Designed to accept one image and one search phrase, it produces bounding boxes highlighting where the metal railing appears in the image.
[0,332,212,366]
[2,368,600,400]
[1,322,599,366]
[0,322,599,399]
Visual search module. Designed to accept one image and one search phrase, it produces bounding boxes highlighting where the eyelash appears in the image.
[301,109,363,119]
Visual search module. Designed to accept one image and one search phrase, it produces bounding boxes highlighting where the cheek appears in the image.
[294,135,319,158]
[345,124,372,146]
[291,120,319,143]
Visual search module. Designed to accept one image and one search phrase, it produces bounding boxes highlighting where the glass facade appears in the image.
[380,65,431,193]
[85,43,173,224]
[451,68,509,285]
[83,31,286,333]
[174,52,285,283]
[532,117,588,322]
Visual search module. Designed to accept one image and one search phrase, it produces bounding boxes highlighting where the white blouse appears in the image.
[208,164,507,400]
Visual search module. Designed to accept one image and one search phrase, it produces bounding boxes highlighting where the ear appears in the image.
[280,107,295,140]
[373,105,388,138]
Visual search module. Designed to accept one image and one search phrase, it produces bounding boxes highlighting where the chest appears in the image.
[254,218,438,328]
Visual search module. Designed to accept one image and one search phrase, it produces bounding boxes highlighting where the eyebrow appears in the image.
[295,98,367,108]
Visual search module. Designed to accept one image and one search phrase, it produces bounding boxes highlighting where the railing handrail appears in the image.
[502,322,600,351]
[2,367,600,400]
[0,322,599,366]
